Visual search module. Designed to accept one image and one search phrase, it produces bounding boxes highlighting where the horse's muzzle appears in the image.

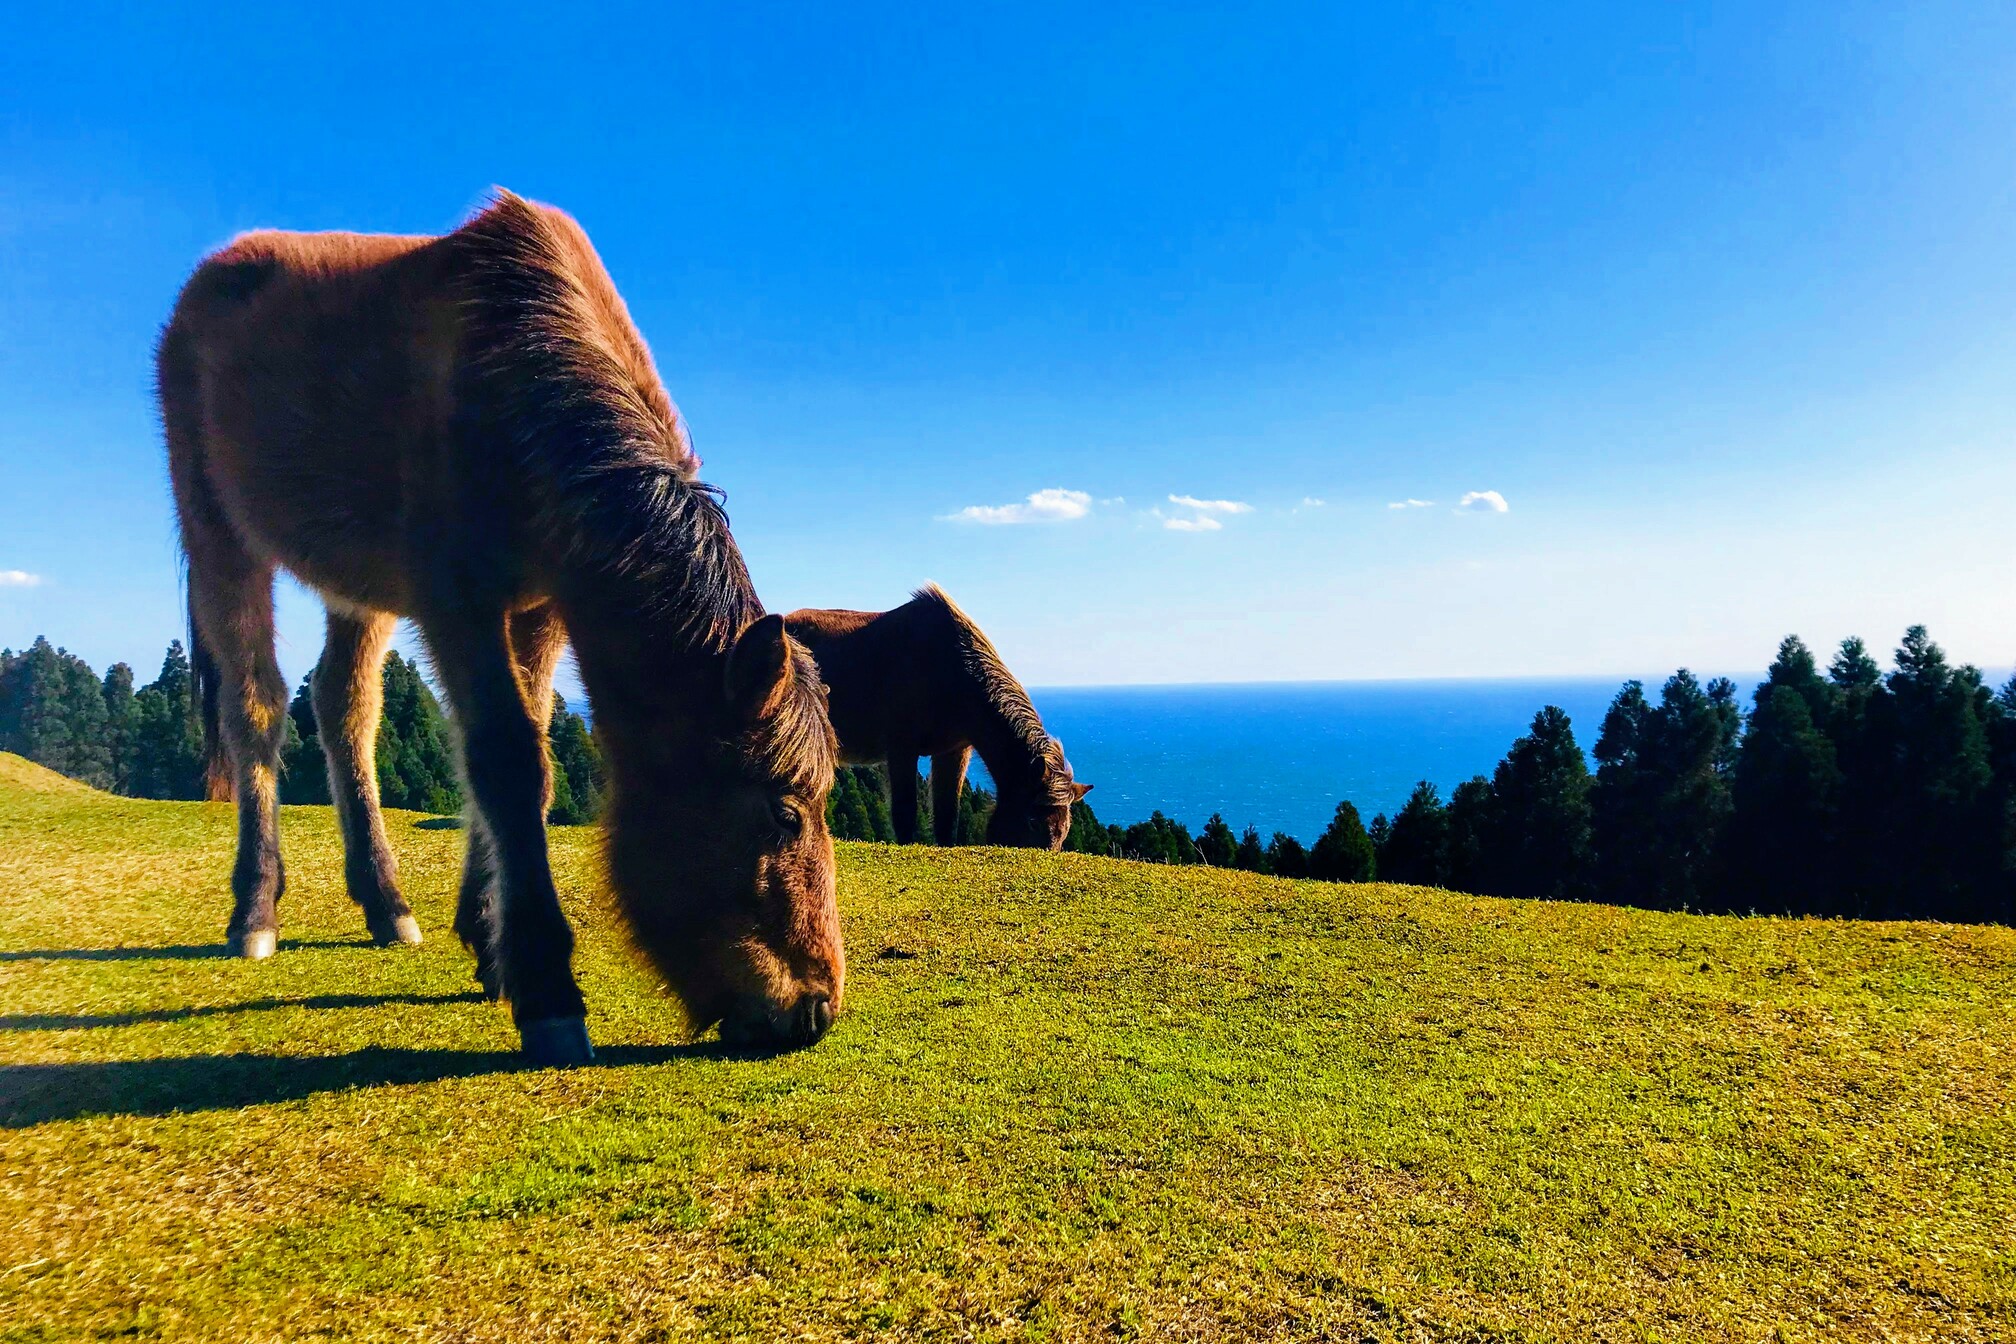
[719,991,836,1051]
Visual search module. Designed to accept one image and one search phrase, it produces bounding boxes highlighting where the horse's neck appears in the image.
[960,680,1049,800]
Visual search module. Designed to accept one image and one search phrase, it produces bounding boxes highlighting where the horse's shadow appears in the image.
[0,1041,731,1128]
[0,990,488,1033]
[0,939,374,963]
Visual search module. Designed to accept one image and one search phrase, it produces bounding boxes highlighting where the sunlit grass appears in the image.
[1,752,2011,1342]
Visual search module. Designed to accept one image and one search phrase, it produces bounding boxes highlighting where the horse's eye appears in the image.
[771,801,802,837]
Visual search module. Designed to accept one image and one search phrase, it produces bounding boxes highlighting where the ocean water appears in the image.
[972,677,1761,843]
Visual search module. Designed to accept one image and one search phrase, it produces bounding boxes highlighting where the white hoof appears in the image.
[392,915,423,946]
[237,929,277,960]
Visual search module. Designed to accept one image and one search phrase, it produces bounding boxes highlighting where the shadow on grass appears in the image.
[1,991,487,1033]
[0,938,378,964]
[412,816,464,830]
[0,1042,737,1127]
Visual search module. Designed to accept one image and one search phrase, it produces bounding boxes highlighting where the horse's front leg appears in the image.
[312,610,422,946]
[424,610,590,1065]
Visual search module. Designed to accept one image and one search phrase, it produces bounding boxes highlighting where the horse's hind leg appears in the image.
[312,609,421,946]
[454,603,566,1000]
[932,747,971,845]
[188,559,290,958]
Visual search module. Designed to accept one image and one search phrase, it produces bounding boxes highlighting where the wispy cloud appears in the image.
[1386,498,1435,510]
[1168,494,1253,515]
[944,488,1093,525]
[1457,490,1510,513]
[1300,497,1325,508]
[0,570,42,588]
[1163,516,1223,532]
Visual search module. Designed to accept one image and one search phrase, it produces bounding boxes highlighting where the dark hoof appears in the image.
[473,961,504,1002]
[519,1017,595,1067]
[230,930,278,960]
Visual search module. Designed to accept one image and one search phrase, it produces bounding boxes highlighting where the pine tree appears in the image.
[1868,627,1996,919]
[1233,824,1269,873]
[1197,813,1238,866]
[1723,637,1843,914]
[0,637,114,788]
[1381,781,1452,887]
[1122,810,1195,863]
[278,675,330,804]
[1482,706,1592,902]
[1368,812,1392,864]
[101,663,137,794]
[375,652,461,814]
[127,641,206,800]
[547,695,603,825]
[1064,796,1113,855]
[1591,673,1737,910]
[1445,776,1494,894]
[1265,831,1309,878]
[1308,799,1376,882]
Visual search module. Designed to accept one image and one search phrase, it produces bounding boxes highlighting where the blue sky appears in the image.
[3,2,2013,690]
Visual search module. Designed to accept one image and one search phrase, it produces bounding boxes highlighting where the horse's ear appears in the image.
[1073,782,1094,799]
[725,614,792,717]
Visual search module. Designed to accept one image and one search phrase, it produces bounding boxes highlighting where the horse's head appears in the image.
[607,614,843,1051]
[985,736,1092,851]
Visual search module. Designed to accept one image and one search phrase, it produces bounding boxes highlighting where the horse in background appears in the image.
[787,586,1090,849]
[160,190,841,1064]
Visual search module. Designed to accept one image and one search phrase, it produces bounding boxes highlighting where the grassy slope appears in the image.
[0,753,2011,1343]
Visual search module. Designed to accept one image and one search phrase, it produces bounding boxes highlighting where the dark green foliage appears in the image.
[277,654,460,814]
[1445,776,1493,894]
[1197,813,1238,867]
[1120,811,1197,864]
[0,638,114,790]
[100,663,136,794]
[1381,781,1452,887]
[1234,825,1269,873]
[1064,797,1118,856]
[1480,706,1592,902]
[127,641,207,801]
[826,766,897,842]
[1591,672,1739,910]
[279,676,330,804]
[1309,799,1376,881]
[1265,831,1309,878]
[547,695,603,826]
[1726,642,1843,914]
[375,652,461,814]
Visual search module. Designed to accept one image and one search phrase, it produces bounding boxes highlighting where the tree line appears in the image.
[0,637,602,825]
[10,624,2014,923]
[973,626,2008,925]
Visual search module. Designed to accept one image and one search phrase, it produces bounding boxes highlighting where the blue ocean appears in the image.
[974,677,1761,842]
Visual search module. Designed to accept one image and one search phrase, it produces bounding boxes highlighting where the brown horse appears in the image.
[785,587,1089,849]
[160,190,842,1065]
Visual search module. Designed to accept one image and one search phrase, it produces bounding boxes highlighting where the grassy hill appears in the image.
[1,753,2011,1342]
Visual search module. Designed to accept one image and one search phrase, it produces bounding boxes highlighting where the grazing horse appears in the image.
[786,587,1090,849]
[159,190,842,1064]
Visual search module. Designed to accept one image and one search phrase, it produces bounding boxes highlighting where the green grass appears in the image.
[1,752,2012,1342]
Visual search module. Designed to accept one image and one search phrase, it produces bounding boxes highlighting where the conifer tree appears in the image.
[101,663,137,794]
[1309,799,1376,881]
[1064,797,1115,855]
[1725,639,1843,914]
[1234,824,1269,873]
[1265,831,1309,878]
[375,652,461,814]
[546,694,603,825]
[0,638,114,788]
[128,641,206,800]
[1197,813,1238,867]
[1381,781,1452,887]
[1445,776,1493,894]
[278,675,330,804]
[1482,706,1592,902]
[1869,627,1996,919]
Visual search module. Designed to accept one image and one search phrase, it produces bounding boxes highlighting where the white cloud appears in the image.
[1457,490,1510,514]
[1163,516,1223,532]
[0,570,42,588]
[945,487,1093,525]
[1301,497,1325,508]
[1386,498,1435,510]
[1168,494,1253,515]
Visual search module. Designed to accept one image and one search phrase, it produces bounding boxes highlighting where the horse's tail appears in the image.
[187,586,232,802]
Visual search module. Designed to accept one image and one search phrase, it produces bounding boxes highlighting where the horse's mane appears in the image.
[451,190,754,653]
[912,585,1075,806]
[450,191,831,794]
